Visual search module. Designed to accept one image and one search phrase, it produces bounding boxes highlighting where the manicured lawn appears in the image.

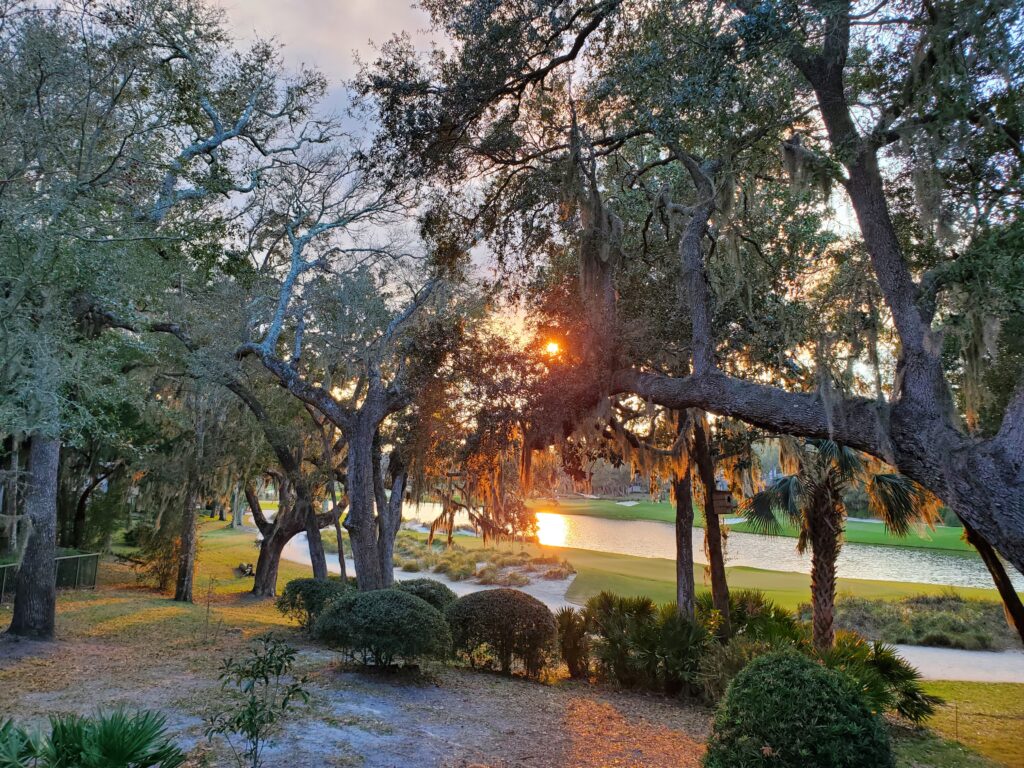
[528,497,974,553]
[921,681,1024,766]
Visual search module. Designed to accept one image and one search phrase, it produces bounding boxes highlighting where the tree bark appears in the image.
[808,493,843,652]
[7,435,60,640]
[692,416,730,635]
[174,484,198,602]
[301,486,328,581]
[252,526,290,598]
[376,457,407,589]
[965,521,1024,646]
[673,470,696,620]
[345,425,383,590]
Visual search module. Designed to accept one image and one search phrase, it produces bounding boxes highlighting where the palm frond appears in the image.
[739,476,802,536]
[810,439,863,478]
[867,473,920,537]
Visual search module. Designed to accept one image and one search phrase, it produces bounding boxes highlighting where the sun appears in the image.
[544,340,561,356]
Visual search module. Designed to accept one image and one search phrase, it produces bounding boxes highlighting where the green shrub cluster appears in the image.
[395,578,457,611]
[555,607,590,679]
[314,588,451,667]
[275,577,351,631]
[703,652,895,768]
[0,709,185,768]
[585,592,707,694]
[446,588,556,677]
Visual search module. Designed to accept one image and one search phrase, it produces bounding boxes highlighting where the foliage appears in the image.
[696,589,799,643]
[703,653,895,768]
[822,593,1015,651]
[817,632,940,723]
[584,592,708,694]
[555,606,590,679]
[395,578,457,611]
[698,636,780,704]
[446,588,556,677]
[205,635,309,768]
[0,709,184,768]
[275,578,351,632]
[314,589,451,667]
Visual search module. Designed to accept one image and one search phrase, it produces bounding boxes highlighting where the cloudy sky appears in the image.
[214,0,434,114]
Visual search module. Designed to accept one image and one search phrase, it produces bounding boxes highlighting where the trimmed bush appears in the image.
[446,588,556,677]
[313,588,451,667]
[276,577,351,632]
[396,578,457,611]
[555,606,590,679]
[703,652,894,768]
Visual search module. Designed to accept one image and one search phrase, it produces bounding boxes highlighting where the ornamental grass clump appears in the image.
[314,588,451,667]
[446,588,556,677]
[703,652,895,768]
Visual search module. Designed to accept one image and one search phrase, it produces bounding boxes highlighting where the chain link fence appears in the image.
[0,552,100,605]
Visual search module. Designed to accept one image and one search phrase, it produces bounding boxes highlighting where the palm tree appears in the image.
[742,439,932,650]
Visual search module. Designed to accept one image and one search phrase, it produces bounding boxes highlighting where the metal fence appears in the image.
[0,552,100,605]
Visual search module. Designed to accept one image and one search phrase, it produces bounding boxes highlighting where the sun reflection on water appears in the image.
[535,512,568,547]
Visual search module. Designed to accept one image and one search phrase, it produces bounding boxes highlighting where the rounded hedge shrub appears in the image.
[703,652,895,768]
[395,578,458,611]
[276,577,351,632]
[313,588,451,667]
[446,588,556,677]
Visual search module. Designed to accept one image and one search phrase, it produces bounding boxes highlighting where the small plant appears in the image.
[703,652,895,768]
[205,635,309,768]
[314,588,451,667]
[395,578,457,611]
[275,577,350,632]
[446,588,556,677]
[555,606,590,679]
[0,709,185,768]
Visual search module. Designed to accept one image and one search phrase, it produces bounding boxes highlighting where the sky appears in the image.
[213,0,433,116]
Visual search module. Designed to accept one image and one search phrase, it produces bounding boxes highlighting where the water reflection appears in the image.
[403,503,1021,590]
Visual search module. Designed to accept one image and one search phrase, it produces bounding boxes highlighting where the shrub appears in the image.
[314,588,451,667]
[0,709,186,768]
[584,593,706,694]
[703,652,895,768]
[275,577,350,632]
[400,559,422,572]
[396,578,457,611]
[698,636,780,703]
[555,606,590,679]
[697,589,799,641]
[816,631,940,722]
[206,635,308,768]
[446,588,556,677]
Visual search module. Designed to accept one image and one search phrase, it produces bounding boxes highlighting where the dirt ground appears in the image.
[0,560,708,768]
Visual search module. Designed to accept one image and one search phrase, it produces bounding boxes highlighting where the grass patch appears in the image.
[920,681,1024,766]
[528,497,974,553]
[819,593,1016,650]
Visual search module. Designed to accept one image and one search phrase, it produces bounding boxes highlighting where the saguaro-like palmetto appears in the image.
[743,439,930,650]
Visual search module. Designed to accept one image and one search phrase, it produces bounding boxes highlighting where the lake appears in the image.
[402,502,1023,591]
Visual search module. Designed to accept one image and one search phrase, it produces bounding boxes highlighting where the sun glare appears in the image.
[545,340,561,356]
[535,512,567,547]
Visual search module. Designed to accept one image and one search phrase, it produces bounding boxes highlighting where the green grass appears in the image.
[920,681,1024,766]
[528,497,975,553]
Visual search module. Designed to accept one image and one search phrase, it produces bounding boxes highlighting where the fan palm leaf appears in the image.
[867,473,920,537]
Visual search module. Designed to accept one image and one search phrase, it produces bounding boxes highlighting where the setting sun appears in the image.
[535,511,567,547]
[545,340,561,356]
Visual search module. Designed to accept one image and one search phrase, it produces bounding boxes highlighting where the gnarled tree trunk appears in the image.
[673,469,696,620]
[345,425,383,590]
[692,416,730,635]
[174,483,198,603]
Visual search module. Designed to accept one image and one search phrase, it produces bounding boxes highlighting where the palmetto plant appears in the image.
[742,439,934,650]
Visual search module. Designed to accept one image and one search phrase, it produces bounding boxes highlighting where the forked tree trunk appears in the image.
[302,490,328,581]
[376,466,407,589]
[692,417,731,635]
[673,469,696,620]
[965,521,1024,645]
[174,484,198,603]
[252,527,290,598]
[7,435,60,640]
